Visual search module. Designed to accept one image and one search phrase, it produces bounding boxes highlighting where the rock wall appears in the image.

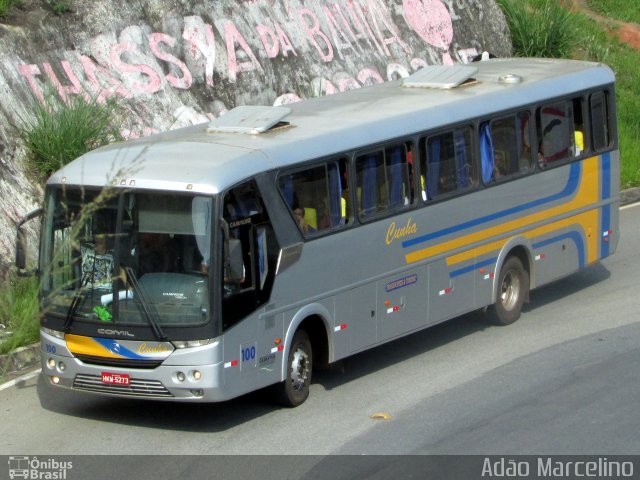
[0,0,511,281]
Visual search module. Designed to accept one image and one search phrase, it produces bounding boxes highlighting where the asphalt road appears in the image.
[1,203,638,476]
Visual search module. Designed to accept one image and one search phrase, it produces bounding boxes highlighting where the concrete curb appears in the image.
[0,342,41,383]
[621,187,640,206]
[1,190,639,386]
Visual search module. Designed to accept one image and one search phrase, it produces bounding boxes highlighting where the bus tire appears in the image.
[491,256,529,326]
[274,329,312,407]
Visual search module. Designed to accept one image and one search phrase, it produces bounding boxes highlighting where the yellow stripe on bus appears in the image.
[65,334,124,359]
[405,156,601,266]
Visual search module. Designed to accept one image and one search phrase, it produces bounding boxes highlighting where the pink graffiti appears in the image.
[294,8,334,62]
[182,16,217,87]
[402,0,453,49]
[149,33,193,89]
[256,22,297,58]
[224,22,264,83]
[110,42,162,95]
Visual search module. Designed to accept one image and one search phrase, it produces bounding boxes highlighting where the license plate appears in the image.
[101,372,131,386]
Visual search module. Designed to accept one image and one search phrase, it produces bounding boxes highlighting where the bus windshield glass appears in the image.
[41,187,213,329]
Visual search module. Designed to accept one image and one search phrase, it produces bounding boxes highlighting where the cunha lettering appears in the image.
[386,217,417,245]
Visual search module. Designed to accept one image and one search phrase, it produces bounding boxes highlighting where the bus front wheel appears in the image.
[491,256,529,326]
[274,329,313,407]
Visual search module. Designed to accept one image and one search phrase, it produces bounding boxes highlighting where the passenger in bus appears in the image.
[293,206,316,234]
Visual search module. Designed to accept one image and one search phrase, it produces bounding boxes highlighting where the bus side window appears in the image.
[482,110,532,184]
[421,126,475,199]
[278,158,349,236]
[356,143,412,220]
[536,97,582,167]
[590,91,610,151]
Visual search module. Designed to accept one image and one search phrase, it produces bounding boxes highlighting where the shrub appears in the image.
[0,0,20,18]
[497,0,579,58]
[20,89,122,179]
[0,276,39,357]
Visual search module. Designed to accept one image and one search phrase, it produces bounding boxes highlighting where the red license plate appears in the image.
[101,372,131,386]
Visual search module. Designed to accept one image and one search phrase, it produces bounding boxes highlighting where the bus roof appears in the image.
[49,58,615,194]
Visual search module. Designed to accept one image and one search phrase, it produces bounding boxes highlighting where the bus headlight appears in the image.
[172,338,217,349]
[47,358,56,369]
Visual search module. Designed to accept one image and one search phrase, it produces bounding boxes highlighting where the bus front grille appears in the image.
[74,354,163,369]
[73,374,173,398]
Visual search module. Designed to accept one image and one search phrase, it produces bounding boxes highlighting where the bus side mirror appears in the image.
[15,208,43,277]
[16,229,27,270]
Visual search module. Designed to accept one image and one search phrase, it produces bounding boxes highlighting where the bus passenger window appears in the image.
[481,111,532,184]
[536,98,582,167]
[420,126,475,199]
[279,158,349,236]
[356,143,412,220]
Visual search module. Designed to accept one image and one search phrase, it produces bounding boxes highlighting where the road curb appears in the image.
[0,342,41,383]
[621,187,640,206]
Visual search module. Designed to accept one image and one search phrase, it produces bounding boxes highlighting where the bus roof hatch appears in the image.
[207,106,292,135]
[402,65,478,89]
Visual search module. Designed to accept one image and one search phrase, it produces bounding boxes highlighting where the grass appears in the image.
[0,276,39,357]
[498,0,640,189]
[0,0,19,17]
[20,89,122,179]
[587,0,640,24]
[497,0,578,58]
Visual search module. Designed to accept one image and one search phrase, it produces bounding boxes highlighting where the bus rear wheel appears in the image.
[274,329,312,407]
[491,256,529,326]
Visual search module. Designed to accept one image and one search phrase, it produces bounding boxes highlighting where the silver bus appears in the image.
[17,58,619,406]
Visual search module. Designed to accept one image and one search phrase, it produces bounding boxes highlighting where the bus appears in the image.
[17,58,619,407]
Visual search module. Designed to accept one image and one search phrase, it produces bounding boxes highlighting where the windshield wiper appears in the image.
[124,267,168,341]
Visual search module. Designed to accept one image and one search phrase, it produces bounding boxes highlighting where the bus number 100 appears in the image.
[242,346,256,362]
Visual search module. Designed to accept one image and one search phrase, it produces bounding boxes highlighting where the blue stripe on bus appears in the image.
[402,162,582,249]
[93,338,147,360]
[600,152,611,258]
[601,152,611,200]
[450,257,497,278]
[533,231,585,269]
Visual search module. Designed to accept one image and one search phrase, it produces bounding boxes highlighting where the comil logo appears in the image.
[8,456,73,479]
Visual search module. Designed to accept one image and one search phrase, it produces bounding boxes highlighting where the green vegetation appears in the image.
[0,276,39,357]
[497,0,578,58]
[0,0,20,17]
[49,0,71,14]
[20,89,122,179]
[498,0,640,189]
[587,0,640,24]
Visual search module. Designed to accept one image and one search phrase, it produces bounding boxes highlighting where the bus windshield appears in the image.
[41,186,213,330]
